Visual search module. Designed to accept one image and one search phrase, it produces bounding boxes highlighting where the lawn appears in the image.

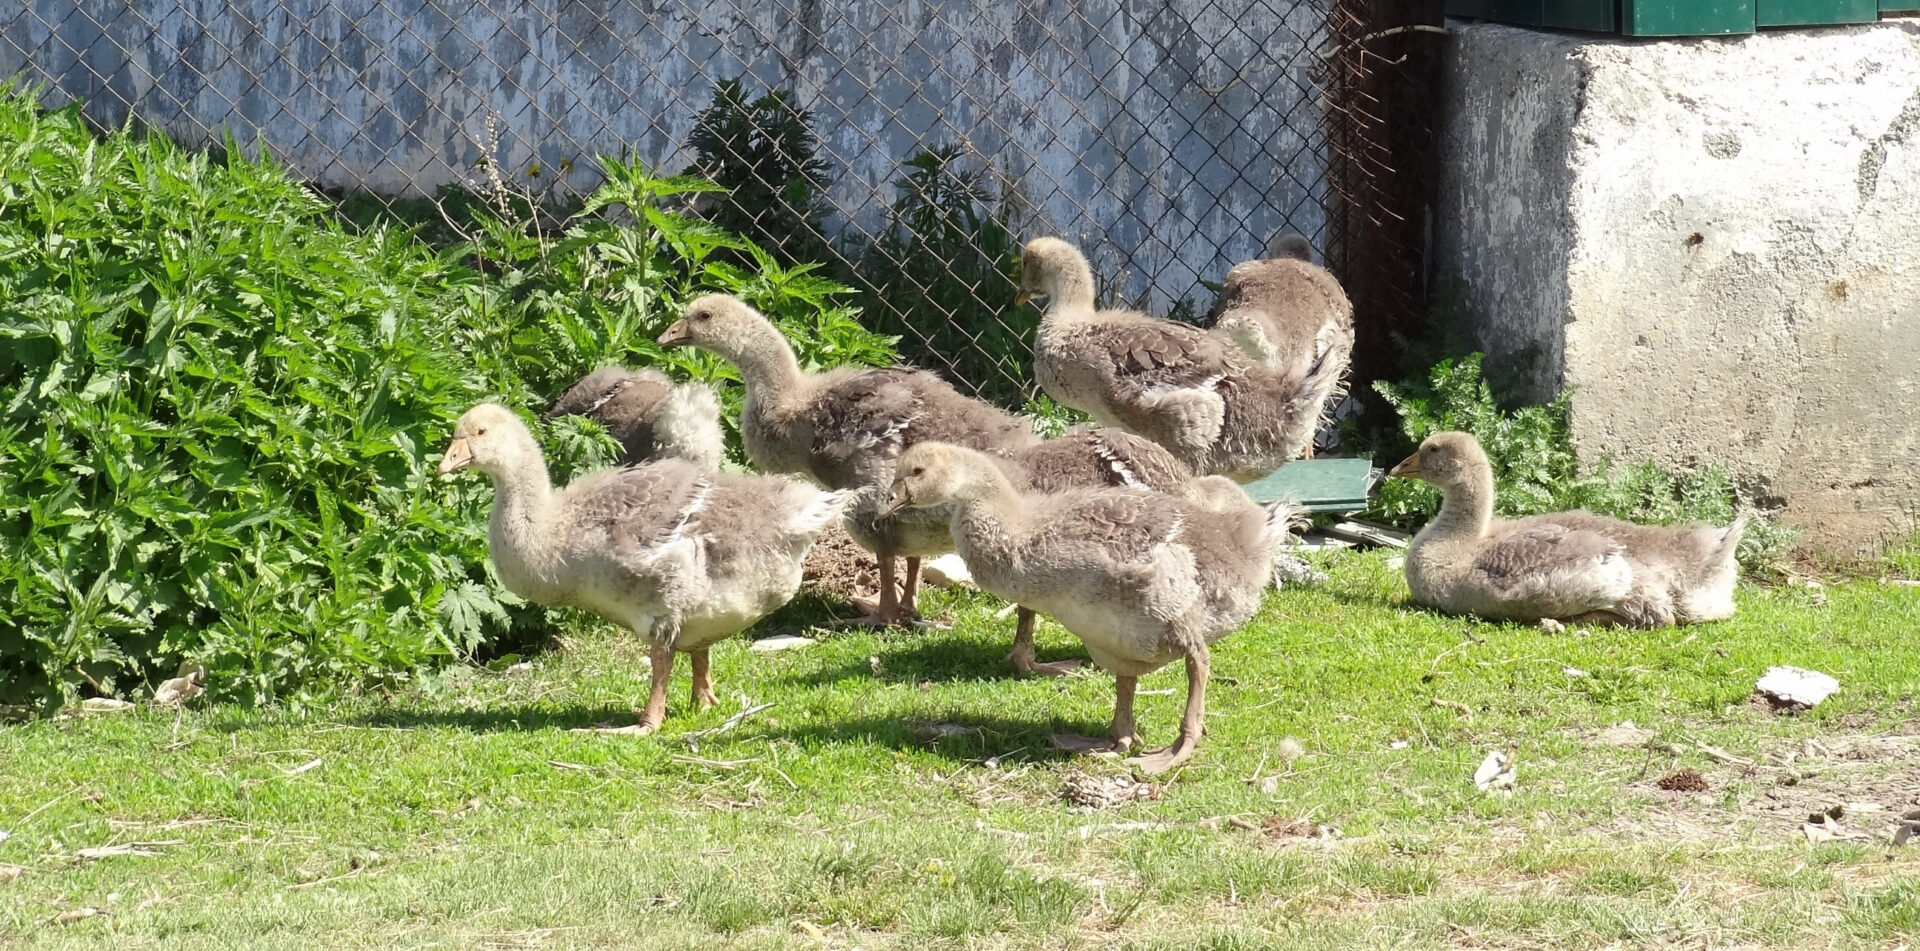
[3,549,1919,949]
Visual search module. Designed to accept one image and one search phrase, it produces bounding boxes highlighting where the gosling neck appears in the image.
[1040,254,1097,317]
[730,327,807,414]
[949,467,1031,536]
[1427,467,1495,540]
[482,448,561,583]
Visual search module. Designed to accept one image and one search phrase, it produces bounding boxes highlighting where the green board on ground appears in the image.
[1240,457,1381,514]
[1448,0,1905,31]
[1757,0,1878,23]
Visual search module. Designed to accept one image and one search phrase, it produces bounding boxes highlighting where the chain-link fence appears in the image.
[3,0,1437,409]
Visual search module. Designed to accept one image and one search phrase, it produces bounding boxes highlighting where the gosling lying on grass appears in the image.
[1389,431,1743,627]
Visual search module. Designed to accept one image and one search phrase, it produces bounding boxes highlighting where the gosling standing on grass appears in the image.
[883,442,1296,773]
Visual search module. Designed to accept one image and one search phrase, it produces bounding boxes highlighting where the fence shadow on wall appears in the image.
[3,0,1435,409]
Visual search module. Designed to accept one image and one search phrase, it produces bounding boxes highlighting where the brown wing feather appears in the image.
[1471,522,1625,596]
[1066,319,1240,393]
[565,459,711,557]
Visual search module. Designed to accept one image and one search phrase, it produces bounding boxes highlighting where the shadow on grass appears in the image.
[778,623,1089,687]
[346,705,1096,764]
[761,713,1091,764]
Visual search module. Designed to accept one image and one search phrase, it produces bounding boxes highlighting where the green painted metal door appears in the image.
[1620,0,1754,34]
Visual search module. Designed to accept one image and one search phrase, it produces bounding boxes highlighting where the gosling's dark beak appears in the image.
[656,320,692,348]
[438,438,474,477]
[877,482,911,520]
[1012,289,1032,307]
[1388,453,1421,479]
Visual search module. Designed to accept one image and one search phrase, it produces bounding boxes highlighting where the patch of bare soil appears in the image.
[802,524,880,603]
[1616,733,1920,845]
[1656,768,1709,792]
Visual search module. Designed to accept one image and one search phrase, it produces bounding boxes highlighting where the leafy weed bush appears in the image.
[854,146,1033,408]
[1365,354,1795,569]
[0,88,895,708]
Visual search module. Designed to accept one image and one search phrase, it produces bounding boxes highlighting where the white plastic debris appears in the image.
[78,698,134,714]
[152,664,206,707]
[1756,666,1840,708]
[1271,552,1328,589]
[1277,737,1307,764]
[920,554,975,590]
[748,635,817,653]
[1596,722,1655,747]
[1538,618,1566,634]
[1474,750,1517,792]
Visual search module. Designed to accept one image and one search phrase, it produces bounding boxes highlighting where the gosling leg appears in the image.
[690,647,717,711]
[1007,608,1081,677]
[1129,647,1208,774]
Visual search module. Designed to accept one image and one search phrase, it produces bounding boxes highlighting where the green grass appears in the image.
[4,549,1919,949]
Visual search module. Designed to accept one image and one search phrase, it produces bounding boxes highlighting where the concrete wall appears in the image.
[0,0,1331,309]
[1439,19,1920,553]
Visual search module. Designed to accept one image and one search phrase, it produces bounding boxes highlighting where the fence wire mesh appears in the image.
[3,0,1435,410]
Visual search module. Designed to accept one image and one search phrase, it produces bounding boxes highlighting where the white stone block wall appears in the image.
[1439,18,1920,553]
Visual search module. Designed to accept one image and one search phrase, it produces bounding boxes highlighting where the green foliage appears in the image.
[0,96,519,707]
[854,146,1033,407]
[1365,353,1795,569]
[681,77,835,268]
[0,88,895,708]
[451,154,896,455]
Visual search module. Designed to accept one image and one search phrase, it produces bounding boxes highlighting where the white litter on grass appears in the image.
[1474,750,1516,792]
[921,554,975,590]
[1538,618,1566,634]
[1271,552,1328,588]
[1756,666,1840,708]
[748,635,817,653]
[152,665,206,707]
[78,698,134,714]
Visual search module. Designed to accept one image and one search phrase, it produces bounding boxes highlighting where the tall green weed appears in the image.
[0,88,894,708]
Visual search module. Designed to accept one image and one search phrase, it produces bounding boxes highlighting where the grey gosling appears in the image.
[1016,236,1347,481]
[1201,233,1354,456]
[996,427,1195,676]
[542,366,725,469]
[656,293,1037,627]
[884,442,1295,774]
[1389,431,1744,627]
[439,403,850,733]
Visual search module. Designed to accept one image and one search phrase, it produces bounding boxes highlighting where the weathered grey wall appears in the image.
[0,0,1331,308]
[1439,19,1920,554]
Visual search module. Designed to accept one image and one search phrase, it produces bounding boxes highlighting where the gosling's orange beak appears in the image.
[438,437,474,476]
[1388,453,1421,479]
[656,320,691,348]
[877,481,911,520]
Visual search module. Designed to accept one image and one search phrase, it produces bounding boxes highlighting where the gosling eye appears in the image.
[694,311,710,322]
[910,465,925,476]
[477,427,490,436]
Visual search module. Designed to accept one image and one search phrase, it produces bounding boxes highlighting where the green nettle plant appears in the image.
[855,146,1033,407]
[1365,353,1795,569]
[680,77,836,269]
[0,89,894,709]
